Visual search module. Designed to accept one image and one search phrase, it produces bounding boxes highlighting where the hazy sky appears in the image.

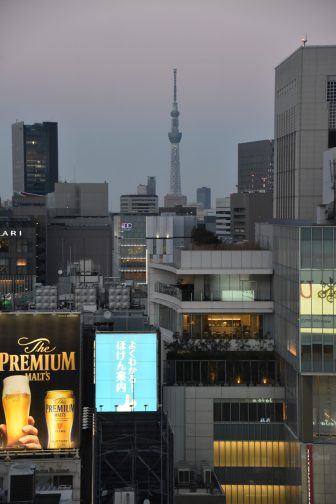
[1,0,336,210]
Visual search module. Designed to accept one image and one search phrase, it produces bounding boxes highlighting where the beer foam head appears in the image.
[2,375,30,396]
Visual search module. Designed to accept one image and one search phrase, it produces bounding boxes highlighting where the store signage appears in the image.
[307,444,314,504]
[0,230,22,237]
[121,223,133,230]
[0,313,80,451]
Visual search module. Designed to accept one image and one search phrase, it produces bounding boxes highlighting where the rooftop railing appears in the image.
[154,281,271,302]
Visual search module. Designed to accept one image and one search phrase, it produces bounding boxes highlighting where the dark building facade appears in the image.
[95,412,174,504]
[230,192,273,243]
[113,214,148,284]
[0,216,43,307]
[147,176,157,195]
[12,121,58,195]
[197,186,211,209]
[46,217,113,284]
[238,140,274,193]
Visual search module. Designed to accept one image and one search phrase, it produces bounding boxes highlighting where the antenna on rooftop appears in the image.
[301,34,307,47]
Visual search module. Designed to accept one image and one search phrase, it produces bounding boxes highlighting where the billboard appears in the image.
[0,313,80,451]
[95,332,157,412]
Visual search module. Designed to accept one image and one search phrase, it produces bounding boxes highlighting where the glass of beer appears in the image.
[2,375,31,448]
[45,390,75,449]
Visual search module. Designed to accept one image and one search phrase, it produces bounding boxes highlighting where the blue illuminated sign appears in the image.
[95,332,157,412]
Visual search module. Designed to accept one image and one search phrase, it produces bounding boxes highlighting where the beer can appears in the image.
[45,390,75,449]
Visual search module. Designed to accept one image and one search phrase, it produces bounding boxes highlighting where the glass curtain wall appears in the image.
[300,227,336,373]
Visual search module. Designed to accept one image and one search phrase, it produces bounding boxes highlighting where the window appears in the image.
[0,238,9,253]
[329,102,336,129]
[327,80,336,102]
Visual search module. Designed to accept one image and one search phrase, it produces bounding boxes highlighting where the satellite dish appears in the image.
[104,310,112,319]
[143,500,150,504]
[57,269,63,275]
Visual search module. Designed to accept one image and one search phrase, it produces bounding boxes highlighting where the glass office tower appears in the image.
[12,121,58,195]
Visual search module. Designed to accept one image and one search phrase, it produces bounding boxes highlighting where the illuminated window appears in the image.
[16,259,27,267]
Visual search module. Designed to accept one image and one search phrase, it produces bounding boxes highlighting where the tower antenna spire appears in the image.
[166,68,183,199]
[173,68,177,102]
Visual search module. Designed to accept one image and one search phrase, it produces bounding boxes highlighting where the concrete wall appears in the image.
[178,249,273,274]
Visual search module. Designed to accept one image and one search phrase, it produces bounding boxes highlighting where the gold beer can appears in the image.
[45,390,75,449]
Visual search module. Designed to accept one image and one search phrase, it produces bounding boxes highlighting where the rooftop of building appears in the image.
[191,242,263,251]
[275,44,336,69]
[120,194,158,198]
[260,218,336,227]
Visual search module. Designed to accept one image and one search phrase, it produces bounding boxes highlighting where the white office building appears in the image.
[216,197,231,241]
[274,45,336,221]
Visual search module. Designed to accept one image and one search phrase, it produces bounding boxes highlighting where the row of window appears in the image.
[301,341,334,372]
[300,227,336,269]
[214,401,284,423]
[165,360,277,386]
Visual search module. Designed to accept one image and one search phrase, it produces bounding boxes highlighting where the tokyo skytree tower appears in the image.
[168,68,182,195]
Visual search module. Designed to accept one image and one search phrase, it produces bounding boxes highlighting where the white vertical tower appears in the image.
[164,69,187,207]
[168,68,182,194]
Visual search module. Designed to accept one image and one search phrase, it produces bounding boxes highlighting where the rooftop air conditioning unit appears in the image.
[177,468,191,485]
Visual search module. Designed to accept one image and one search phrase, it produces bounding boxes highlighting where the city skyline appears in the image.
[1,4,336,497]
[1,0,336,210]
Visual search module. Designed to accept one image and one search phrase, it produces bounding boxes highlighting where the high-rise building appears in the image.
[196,186,211,209]
[164,69,187,207]
[47,182,109,217]
[136,177,157,196]
[113,214,148,284]
[230,192,273,243]
[147,246,301,502]
[137,184,148,195]
[120,194,158,214]
[146,214,196,264]
[238,140,274,193]
[256,222,336,504]
[147,176,156,196]
[216,196,231,241]
[274,45,336,220]
[12,121,58,195]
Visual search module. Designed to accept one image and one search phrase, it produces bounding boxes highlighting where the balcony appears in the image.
[155,280,271,301]
[154,282,273,311]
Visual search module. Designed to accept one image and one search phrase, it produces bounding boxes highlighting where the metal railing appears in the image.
[154,281,271,302]
[155,281,182,300]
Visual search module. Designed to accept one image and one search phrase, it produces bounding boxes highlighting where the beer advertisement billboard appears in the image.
[0,313,80,451]
[95,332,157,412]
